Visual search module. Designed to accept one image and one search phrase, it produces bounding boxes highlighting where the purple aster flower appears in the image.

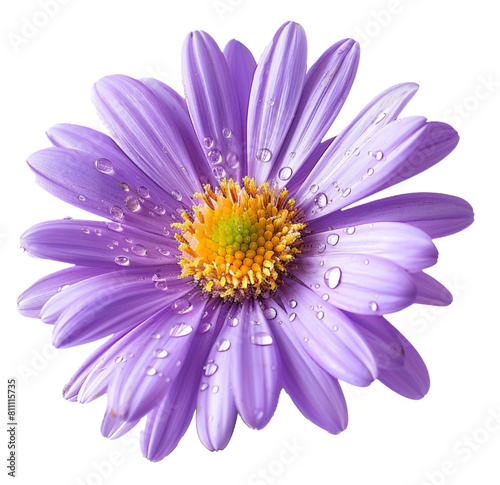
[18,21,473,461]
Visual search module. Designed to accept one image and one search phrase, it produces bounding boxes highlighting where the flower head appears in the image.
[19,21,473,461]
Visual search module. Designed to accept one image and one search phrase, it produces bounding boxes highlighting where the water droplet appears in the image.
[327,233,340,246]
[217,339,231,352]
[109,206,124,220]
[222,127,232,138]
[279,167,293,181]
[263,307,277,320]
[367,168,375,176]
[203,136,214,149]
[317,243,326,253]
[256,148,272,162]
[95,158,114,174]
[94,229,102,236]
[228,316,239,327]
[136,186,149,198]
[364,259,369,265]
[200,383,208,391]
[78,195,86,202]
[114,256,130,266]
[374,112,386,124]
[309,184,319,193]
[203,362,218,376]
[267,99,275,106]
[316,311,324,320]
[324,267,342,289]
[369,301,378,312]
[346,226,356,235]
[155,279,168,290]
[131,244,147,256]
[81,227,90,234]
[154,349,168,358]
[151,332,161,340]
[212,385,219,394]
[375,150,384,161]
[289,312,297,322]
[154,205,166,215]
[212,165,226,179]
[333,325,338,331]
[322,293,329,301]
[172,299,193,314]
[342,188,351,198]
[114,355,125,364]
[199,322,212,334]
[289,299,297,309]
[169,323,193,337]
[304,337,309,343]
[207,149,222,164]
[124,196,141,212]
[226,152,239,168]
[145,366,157,376]
[251,332,273,346]
[353,146,361,156]
[314,193,328,208]
[171,190,182,201]
[157,247,171,257]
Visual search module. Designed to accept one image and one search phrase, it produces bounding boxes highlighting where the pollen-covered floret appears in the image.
[173,177,306,301]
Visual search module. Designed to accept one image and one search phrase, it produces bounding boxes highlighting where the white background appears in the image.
[1,0,498,484]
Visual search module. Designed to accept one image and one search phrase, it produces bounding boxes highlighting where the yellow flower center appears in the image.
[173,177,306,301]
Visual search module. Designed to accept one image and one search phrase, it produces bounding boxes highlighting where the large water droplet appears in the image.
[154,205,166,215]
[327,233,340,246]
[217,339,231,352]
[109,206,124,220]
[131,244,147,256]
[309,184,319,193]
[346,226,356,235]
[114,256,130,266]
[204,362,218,376]
[367,168,375,176]
[172,298,193,314]
[375,150,384,161]
[289,299,297,308]
[124,196,141,212]
[314,193,328,208]
[137,186,150,198]
[251,332,273,346]
[198,322,212,334]
[228,316,239,327]
[154,349,168,358]
[95,157,114,174]
[222,127,232,138]
[324,267,342,289]
[256,148,272,162]
[145,366,157,376]
[203,136,214,149]
[169,323,193,337]
[207,149,222,164]
[212,165,226,179]
[316,311,324,320]
[317,243,326,253]
[263,307,277,320]
[279,167,293,181]
[171,190,182,201]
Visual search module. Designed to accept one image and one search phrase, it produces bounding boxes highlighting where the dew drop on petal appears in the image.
[200,383,208,391]
[367,168,375,176]
[124,196,141,212]
[375,150,384,161]
[316,311,324,320]
[324,267,341,289]
[169,323,193,337]
[369,301,378,312]
[327,233,340,246]
[263,307,277,320]
[114,256,130,266]
[172,298,193,314]
[78,195,86,202]
[346,226,356,235]
[171,190,182,201]
[217,339,231,352]
[145,366,157,376]
[207,149,222,164]
[222,127,232,138]
[137,186,150,198]
[212,385,219,394]
[154,349,168,358]
[120,182,130,192]
[342,188,351,198]
[314,193,328,208]
[155,280,168,290]
[374,112,386,124]
[289,299,297,309]
[309,184,319,193]
[317,243,326,253]
[228,316,239,327]
[251,332,273,346]
[154,205,166,215]
[226,152,239,168]
[256,148,272,162]
[212,165,226,179]
[199,322,212,334]
[289,312,297,322]
[95,158,114,173]
[157,247,171,257]
[109,206,124,220]
[81,227,90,234]
[204,363,218,376]
[279,167,292,181]
[203,136,214,149]
[151,332,161,340]
[131,244,147,256]
[322,293,329,301]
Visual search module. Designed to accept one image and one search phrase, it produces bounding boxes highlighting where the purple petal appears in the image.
[292,253,417,315]
[101,409,139,439]
[302,222,438,272]
[413,271,453,306]
[271,39,359,187]
[196,304,239,451]
[297,116,429,217]
[92,75,209,199]
[231,300,282,429]
[18,266,107,318]
[247,21,307,184]
[28,145,187,233]
[272,303,348,433]
[63,329,128,401]
[276,278,377,386]
[142,300,224,461]
[307,192,474,239]
[224,39,257,163]
[182,31,244,182]
[41,267,186,347]
[106,291,206,422]
[21,219,178,268]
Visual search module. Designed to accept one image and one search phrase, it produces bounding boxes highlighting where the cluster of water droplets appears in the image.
[202,126,240,180]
